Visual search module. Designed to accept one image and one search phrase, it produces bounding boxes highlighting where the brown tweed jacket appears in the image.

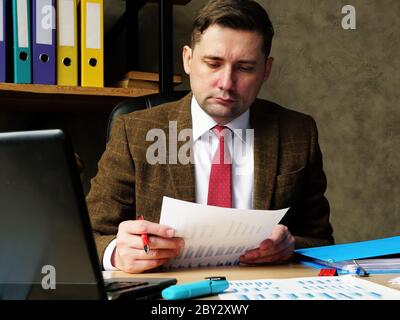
[86,93,334,262]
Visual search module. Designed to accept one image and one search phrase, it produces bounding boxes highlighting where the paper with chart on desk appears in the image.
[159,197,288,269]
[218,275,400,300]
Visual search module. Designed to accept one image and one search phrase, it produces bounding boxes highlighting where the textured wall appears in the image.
[171,0,400,243]
[259,0,400,243]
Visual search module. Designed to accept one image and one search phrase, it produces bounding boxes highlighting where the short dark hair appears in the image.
[191,0,274,56]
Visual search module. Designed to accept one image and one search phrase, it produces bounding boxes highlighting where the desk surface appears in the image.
[103,263,400,297]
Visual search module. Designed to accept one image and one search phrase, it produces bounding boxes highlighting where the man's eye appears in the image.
[206,62,220,69]
[239,66,255,72]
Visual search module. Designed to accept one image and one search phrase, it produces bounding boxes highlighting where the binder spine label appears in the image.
[16,0,28,47]
[86,2,100,49]
[59,0,74,46]
[0,0,3,42]
[36,0,55,45]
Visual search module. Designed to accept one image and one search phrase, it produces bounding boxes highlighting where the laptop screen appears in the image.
[0,129,106,299]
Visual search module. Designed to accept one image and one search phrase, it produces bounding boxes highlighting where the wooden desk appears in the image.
[103,264,400,299]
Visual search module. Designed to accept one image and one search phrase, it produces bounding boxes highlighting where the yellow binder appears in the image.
[80,0,103,87]
[57,0,78,86]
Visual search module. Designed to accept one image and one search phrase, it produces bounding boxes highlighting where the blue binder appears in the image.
[12,0,31,83]
[0,0,6,82]
[32,0,56,84]
[295,236,400,274]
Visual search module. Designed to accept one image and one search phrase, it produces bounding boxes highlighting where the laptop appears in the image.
[0,129,176,300]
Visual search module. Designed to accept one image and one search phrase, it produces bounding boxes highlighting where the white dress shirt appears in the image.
[103,96,254,270]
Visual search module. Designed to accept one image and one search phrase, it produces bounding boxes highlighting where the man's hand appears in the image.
[112,219,185,273]
[239,224,295,265]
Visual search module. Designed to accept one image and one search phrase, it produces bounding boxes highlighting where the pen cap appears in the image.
[211,279,229,294]
[161,285,182,300]
[162,280,211,300]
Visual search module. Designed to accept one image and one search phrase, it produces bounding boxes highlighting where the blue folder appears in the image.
[12,0,31,83]
[0,0,6,82]
[295,236,400,274]
[32,0,56,84]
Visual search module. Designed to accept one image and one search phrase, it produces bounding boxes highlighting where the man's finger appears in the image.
[122,234,184,251]
[117,224,183,252]
[241,236,286,260]
[240,248,261,260]
[259,225,293,251]
[240,247,293,265]
[259,238,275,252]
[260,231,290,252]
[121,219,175,238]
[241,233,294,264]
[268,225,289,243]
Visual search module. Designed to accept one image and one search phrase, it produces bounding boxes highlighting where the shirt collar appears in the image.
[190,96,250,143]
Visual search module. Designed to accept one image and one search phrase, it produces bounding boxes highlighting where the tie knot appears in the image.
[213,125,231,138]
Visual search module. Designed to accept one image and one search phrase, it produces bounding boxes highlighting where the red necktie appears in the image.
[207,125,232,208]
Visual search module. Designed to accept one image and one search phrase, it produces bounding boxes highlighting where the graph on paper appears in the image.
[219,276,400,300]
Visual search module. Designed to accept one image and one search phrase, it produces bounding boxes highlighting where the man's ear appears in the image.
[182,45,192,75]
[263,57,274,81]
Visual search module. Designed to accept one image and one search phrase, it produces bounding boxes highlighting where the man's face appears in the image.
[183,25,273,124]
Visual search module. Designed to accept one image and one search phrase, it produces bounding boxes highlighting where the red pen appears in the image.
[137,215,150,254]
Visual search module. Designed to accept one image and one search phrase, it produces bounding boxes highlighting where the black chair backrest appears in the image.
[106,91,190,143]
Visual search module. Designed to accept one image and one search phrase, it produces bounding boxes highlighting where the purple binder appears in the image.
[0,0,6,82]
[32,0,56,84]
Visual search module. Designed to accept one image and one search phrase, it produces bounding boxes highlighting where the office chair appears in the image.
[106,90,190,143]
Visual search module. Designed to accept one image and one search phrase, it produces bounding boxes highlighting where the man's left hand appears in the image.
[239,224,295,265]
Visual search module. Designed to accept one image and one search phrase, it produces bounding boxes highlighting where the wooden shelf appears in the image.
[0,83,158,113]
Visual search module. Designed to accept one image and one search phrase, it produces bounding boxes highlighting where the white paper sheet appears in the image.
[219,275,400,300]
[159,197,288,269]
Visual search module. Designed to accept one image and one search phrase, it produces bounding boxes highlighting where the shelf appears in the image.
[110,0,191,92]
[0,83,157,113]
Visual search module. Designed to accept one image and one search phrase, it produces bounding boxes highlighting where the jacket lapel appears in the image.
[167,94,196,203]
[251,101,279,210]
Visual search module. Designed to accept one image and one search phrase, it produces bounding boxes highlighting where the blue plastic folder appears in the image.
[32,0,56,84]
[12,0,31,83]
[295,236,400,274]
[0,0,6,82]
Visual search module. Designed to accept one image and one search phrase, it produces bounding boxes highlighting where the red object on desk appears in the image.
[137,215,150,254]
[318,268,338,276]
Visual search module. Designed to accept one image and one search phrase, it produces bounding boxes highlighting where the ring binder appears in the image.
[57,0,78,86]
[80,0,103,87]
[12,0,32,83]
[32,0,56,84]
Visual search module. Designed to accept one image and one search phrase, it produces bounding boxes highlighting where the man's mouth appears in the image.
[214,97,236,105]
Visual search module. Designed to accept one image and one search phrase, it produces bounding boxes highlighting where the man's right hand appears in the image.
[112,219,185,273]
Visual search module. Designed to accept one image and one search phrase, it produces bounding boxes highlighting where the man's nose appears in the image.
[218,67,235,91]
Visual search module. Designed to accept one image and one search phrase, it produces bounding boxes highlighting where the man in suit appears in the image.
[87,0,334,274]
